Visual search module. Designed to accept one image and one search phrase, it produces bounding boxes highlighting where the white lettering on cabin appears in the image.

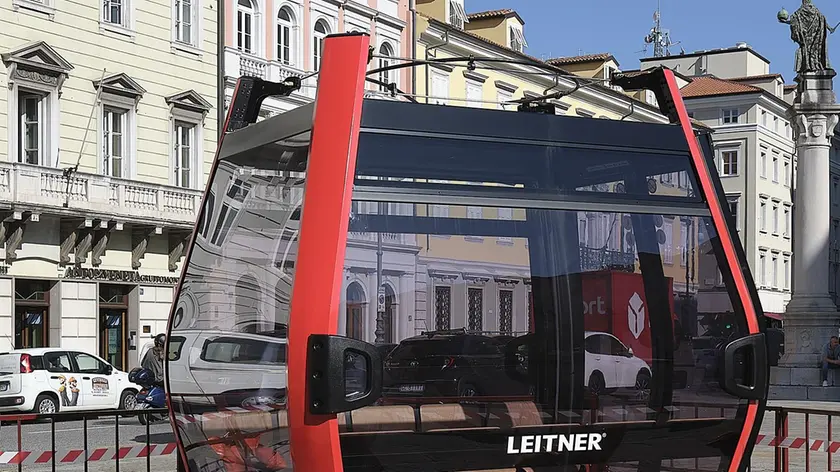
[506,433,605,454]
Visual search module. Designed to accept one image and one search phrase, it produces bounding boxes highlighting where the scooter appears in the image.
[128,367,167,425]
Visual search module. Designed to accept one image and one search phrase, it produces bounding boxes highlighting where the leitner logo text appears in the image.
[506,433,605,454]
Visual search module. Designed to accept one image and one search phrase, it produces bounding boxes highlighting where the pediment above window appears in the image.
[2,41,74,91]
[166,90,213,123]
[93,72,146,104]
[165,90,213,113]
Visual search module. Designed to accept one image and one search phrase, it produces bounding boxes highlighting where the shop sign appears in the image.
[63,267,180,285]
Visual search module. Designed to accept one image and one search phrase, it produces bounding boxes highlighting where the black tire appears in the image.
[138,412,149,425]
[588,371,606,396]
[635,370,652,401]
[119,390,137,416]
[34,394,59,416]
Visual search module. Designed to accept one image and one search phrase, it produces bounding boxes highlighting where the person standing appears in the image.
[821,335,840,386]
[141,333,166,385]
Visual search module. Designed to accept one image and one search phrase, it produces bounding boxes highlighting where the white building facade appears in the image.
[0,0,218,369]
[641,45,797,320]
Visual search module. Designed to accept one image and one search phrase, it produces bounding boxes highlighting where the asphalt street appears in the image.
[0,417,174,472]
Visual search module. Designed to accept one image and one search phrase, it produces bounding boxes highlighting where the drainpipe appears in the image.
[217,0,225,139]
[409,0,417,95]
[424,31,449,104]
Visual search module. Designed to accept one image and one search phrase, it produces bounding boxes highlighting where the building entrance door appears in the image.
[14,279,51,349]
[99,284,131,371]
[14,306,47,349]
[100,310,127,370]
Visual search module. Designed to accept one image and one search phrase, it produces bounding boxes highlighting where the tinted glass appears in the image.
[337,201,749,471]
[167,130,309,471]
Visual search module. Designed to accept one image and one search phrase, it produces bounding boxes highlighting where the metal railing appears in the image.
[763,403,840,472]
[0,408,172,472]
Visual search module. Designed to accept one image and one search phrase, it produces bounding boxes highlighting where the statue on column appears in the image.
[778,0,840,73]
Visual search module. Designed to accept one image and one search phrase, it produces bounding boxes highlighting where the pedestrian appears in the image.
[822,335,840,386]
[141,333,166,385]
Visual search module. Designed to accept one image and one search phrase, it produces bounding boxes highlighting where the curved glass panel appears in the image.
[167,131,309,471]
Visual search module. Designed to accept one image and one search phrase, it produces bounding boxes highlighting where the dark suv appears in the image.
[381,329,530,398]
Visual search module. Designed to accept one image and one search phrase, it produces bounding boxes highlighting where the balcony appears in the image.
[0,162,201,227]
[224,48,316,101]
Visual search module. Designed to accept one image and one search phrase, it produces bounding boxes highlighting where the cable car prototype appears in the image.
[165,33,771,472]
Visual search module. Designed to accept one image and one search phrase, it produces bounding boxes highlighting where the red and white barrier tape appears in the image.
[174,403,286,427]
[0,443,177,465]
[755,434,840,452]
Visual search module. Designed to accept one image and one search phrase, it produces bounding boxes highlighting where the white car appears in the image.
[167,329,287,409]
[0,348,138,414]
[584,331,652,394]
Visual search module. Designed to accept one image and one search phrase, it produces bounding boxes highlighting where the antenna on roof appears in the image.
[642,0,681,57]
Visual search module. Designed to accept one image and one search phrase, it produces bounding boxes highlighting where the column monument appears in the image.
[772,0,840,399]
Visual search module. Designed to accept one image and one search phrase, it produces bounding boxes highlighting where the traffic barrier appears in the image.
[0,443,178,465]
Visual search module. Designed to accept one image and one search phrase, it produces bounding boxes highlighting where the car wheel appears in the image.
[34,394,58,415]
[635,370,652,401]
[120,390,138,411]
[458,383,479,397]
[588,372,606,396]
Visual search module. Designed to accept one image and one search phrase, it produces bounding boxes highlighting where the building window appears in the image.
[509,26,527,52]
[434,286,451,330]
[377,42,395,92]
[727,196,740,232]
[102,108,126,178]
[210,177,252,246]
[759,199,767,232]
[497,89,513,110]
[467,287,483,331]
[497,207,513,243]
[783,255,790,289]
[784,159,791,186]
[103,0,125,26]
[166,89,211,189]
[499,290,513,335]
[720,149,738,176]
[774,116,779,133]
[773,153,779,182]
[448,0,467,29]
[18,92,45,165]
[430,71,449,105]
[174,0,194,45]
[313,19,329,71]
[276,7,295,66]
[466,80,482,108]
[722,108,739,124]
[761,110,767,127]
[173,122,194,188]
[759,250,767,287]
[760,150,767,178]
[784,205,791,237]
[661,218,674,264]
[771,254,778,288]
[772,203,779,234]
[237,0,254,54]
[467,206,482,218]
[679,219,688,267]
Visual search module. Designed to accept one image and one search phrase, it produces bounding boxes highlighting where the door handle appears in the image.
[721,333,768,400]
[83,377,90,380]
[50,376,60,380]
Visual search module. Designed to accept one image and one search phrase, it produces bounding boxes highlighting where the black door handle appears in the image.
[50,376,59,380]
[720,333,768,400]
[82,377,90,380]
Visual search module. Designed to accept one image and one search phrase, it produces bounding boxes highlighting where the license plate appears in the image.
[398,384,424,393]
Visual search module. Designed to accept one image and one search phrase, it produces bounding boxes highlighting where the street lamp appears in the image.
[374,200,385,344]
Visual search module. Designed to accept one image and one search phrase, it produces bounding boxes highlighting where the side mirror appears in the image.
[104,365,114,375]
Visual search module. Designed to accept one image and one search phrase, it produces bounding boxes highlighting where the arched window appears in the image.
[237,0,255,54]
[377,42,394,92]
[346,283,365,340]
[313,19,329,71]
[276,6,295,65]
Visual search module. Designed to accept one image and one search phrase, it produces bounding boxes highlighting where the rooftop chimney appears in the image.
[735,42,748,49]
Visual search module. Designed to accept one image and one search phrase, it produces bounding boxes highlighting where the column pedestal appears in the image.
[771,70,840,400]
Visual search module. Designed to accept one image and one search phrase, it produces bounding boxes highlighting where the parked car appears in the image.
[0,348,138,414]
[583,331,652,395]
[382,329,531,398]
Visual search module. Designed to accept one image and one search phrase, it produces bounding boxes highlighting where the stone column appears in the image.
[775,70,840,390]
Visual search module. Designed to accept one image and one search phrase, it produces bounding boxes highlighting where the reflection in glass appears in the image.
[168,132,309,471]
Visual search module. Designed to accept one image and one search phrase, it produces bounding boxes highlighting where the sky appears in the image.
[469,0,840,83]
